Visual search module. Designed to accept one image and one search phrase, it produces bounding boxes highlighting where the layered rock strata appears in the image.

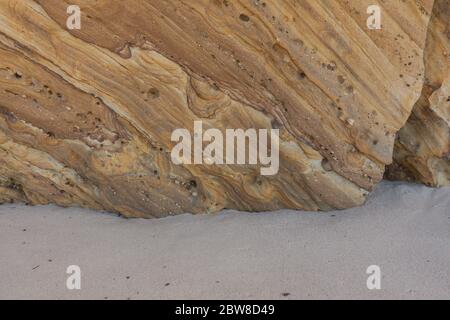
[0,0,434,217]
[386,0,450,186]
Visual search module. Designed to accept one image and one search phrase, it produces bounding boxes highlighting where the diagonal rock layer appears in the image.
[0,0,436,217]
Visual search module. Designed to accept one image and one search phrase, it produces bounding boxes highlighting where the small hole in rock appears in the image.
[239,14,250,22]
[148,88,160,99]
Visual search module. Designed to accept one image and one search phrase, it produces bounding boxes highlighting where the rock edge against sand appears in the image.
[0,0,448,217]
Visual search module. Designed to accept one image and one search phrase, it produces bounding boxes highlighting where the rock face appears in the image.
[386,0,450,187]
[0,0,434,217]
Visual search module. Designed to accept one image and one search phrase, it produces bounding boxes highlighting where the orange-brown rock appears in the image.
[0,0,433,217]
[386,0,450,186]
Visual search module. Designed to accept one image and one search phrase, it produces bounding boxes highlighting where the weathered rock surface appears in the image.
[386,0,450,186]
[0,0,433,217]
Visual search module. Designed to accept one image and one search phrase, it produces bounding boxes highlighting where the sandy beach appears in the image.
[0,181,449,300]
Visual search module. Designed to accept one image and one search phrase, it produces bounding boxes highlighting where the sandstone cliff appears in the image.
[0,0,435,217]
[386,0,450,186]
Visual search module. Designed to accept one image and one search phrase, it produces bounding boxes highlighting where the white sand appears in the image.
[0,181,449,300]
